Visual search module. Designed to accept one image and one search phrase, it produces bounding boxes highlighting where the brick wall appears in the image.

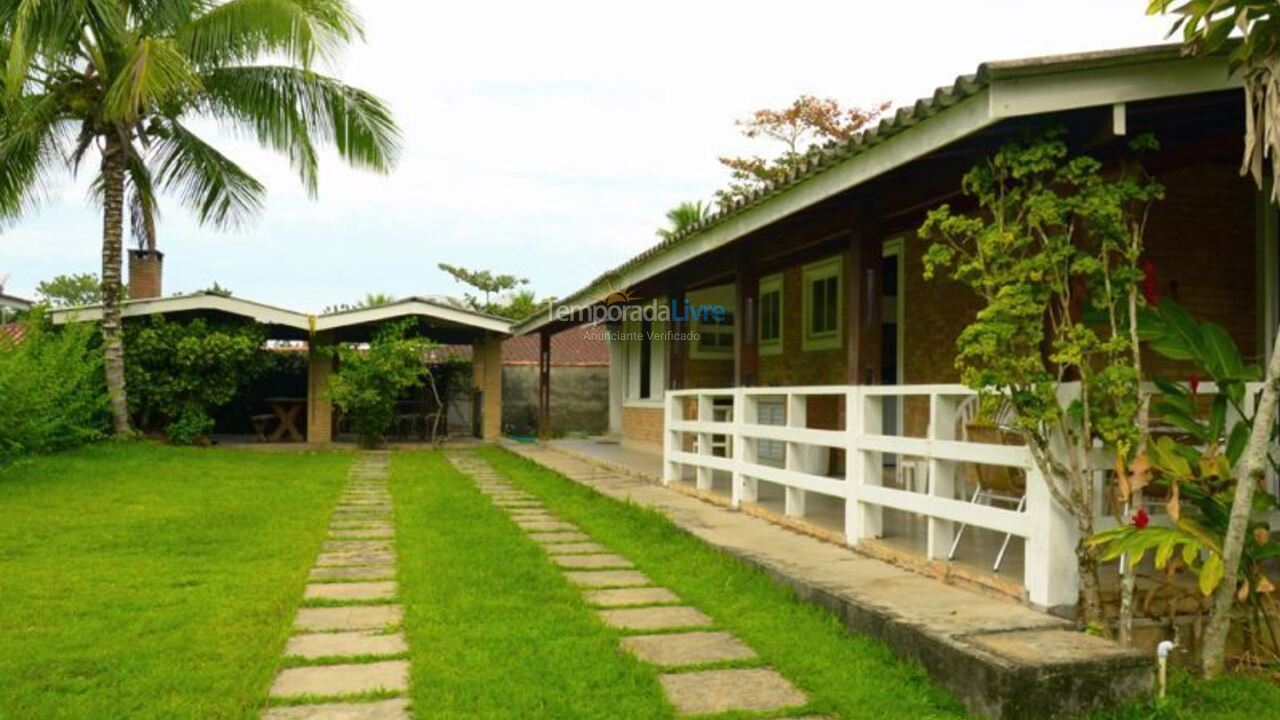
[757,265,847,386]
[621,405,664,449]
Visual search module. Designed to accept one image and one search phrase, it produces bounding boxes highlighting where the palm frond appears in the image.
[125,150,159,251]
[103,37,201,122]
[0,91,67,225]
[179,0,362,69]
[200,65,399,194]
[151,119,264,227]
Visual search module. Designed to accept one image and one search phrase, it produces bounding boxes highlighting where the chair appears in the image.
[250,414,275,443]
[949,398,1026,572]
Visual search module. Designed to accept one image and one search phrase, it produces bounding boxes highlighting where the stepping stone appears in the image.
[262,698,410,719]
[310,565,396,581]
[323,541,394,553]
[659,668,807,715]
[295,605,402,632]
[544,542,608,555]
[305,581,397,601]
[507,513,558,523]
[331,521,392,530]
[269,660,409,698]
[598,606,713,630]
[516,520,577,532]
[565,570,651,588]
[316,551,397,567]
[331,528,394,539]
[286,630,408,659]
[553,554,634,569]
[528,531,591,544]
[585,587,681,607]
[621,631,756,666]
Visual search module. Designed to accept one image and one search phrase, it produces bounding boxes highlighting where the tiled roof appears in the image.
[431,325,610,367]
[514,43,1199,334]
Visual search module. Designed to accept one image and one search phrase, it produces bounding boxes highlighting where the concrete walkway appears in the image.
[446,451,825,719]
[504,443,1152,720]
[262,452,410,720]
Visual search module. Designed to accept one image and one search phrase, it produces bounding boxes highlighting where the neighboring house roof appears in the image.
[0,323,24,344]
[47,292,513,338]
[431,324,610,367]
[503,325,609,366]
[0,292,33,311]
[514,42,1239,335]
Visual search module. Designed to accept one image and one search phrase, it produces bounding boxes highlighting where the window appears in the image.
[758,274,783,356]
[625,313,666,403]
[639,318,652,399]
[688,284,736,359]
[802,256,842,351]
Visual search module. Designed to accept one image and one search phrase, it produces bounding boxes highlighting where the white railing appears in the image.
[663,384,1079,609]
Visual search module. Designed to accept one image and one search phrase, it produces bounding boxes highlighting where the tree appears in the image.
[200,282,232,297]
[656,200,712,241]
[36,273,103,307]
[327,320,432,448]
[437,263,528,315]
[919,130,1163,634]
[716,95,889,209]
[1149,0,1280,676]
[0,0,401,437]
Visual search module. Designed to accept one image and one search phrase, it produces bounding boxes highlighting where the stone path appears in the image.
[262,452,411,720]
[446,452,821,719]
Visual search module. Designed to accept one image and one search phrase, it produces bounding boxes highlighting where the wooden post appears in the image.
[306,330,335,444]
[538,329,552,441]
[471,333,504,441]
[735,251,759,387]
[846,199,881,385]
[667,285,686,391]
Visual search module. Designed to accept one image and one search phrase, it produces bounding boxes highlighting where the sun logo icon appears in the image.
[594,280,639,306]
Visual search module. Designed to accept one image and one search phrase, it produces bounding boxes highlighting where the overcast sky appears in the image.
[0,1,1176,308]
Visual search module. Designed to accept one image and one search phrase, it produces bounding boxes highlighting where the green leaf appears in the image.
[1199,553,1225,596]
[1226,421,1250,465]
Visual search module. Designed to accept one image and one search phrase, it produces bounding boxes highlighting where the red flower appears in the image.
[1131,507,1150,530]
[1141,261,1160,306]
[1189,374,1200,397]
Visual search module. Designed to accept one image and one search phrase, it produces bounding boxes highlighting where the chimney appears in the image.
[128,249,164,300]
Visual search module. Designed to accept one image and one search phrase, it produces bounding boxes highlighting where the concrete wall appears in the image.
[503,365,609,437]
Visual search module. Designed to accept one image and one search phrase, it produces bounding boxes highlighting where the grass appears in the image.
[390,451,674,719]
[477,446,966,720]
[0,442,350,720]
[477,447,1280,720]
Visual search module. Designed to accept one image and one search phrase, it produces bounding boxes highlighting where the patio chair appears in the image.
[250,413,275,443]
[949,399,1026,572]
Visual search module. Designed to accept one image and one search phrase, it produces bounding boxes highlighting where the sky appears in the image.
[0,1,1177,309]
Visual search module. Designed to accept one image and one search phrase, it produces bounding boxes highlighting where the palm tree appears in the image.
[656,200,711,241]
[0,1,400,435]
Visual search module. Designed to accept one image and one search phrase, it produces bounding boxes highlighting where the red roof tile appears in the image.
[431,325,610,367]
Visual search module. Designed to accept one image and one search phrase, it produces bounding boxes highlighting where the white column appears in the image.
[695,393,714,491]
[607,327,623,435]
[1023,461,1081,610]
[927,393,959,559]
[662,392,679,485]
[731,389,749,508]
[854,391,884,539]
[784,393,808,517]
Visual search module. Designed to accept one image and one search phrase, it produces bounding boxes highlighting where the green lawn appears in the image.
[390,451,673,719]
[476,447,1280,720]
[0,443,350,720]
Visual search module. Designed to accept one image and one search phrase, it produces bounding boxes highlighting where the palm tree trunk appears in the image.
[100,132,131,435]
[1202,333,1280,677]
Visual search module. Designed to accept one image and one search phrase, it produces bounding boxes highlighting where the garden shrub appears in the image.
[328,321,433,448]
[0,310,108,463]
[124,317,271,444]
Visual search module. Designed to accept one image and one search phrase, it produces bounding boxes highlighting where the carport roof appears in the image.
[49,292,512,341]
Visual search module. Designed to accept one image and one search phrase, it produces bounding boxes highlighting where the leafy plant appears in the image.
[656,200,713,241]
[0,309,108,463]
[35,273,105,308]
[1089,300,1280,660]
[0,0,401,436]
[919,128,1163,633]
[124,317,271,445]
[328,321,433,448]
[437,263,540,318]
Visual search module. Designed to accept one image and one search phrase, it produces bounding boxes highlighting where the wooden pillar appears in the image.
[846,199,882,385]
[735,250,759,387]
[471,333,504,441]
[538,329,552,441]
[667,285,686,390]
[306,330,335,444]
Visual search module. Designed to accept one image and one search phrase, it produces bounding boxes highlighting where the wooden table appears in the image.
[265,397,306,442]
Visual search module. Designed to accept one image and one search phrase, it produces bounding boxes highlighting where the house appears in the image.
[0,290,32,324]
[513,44,1271,613]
